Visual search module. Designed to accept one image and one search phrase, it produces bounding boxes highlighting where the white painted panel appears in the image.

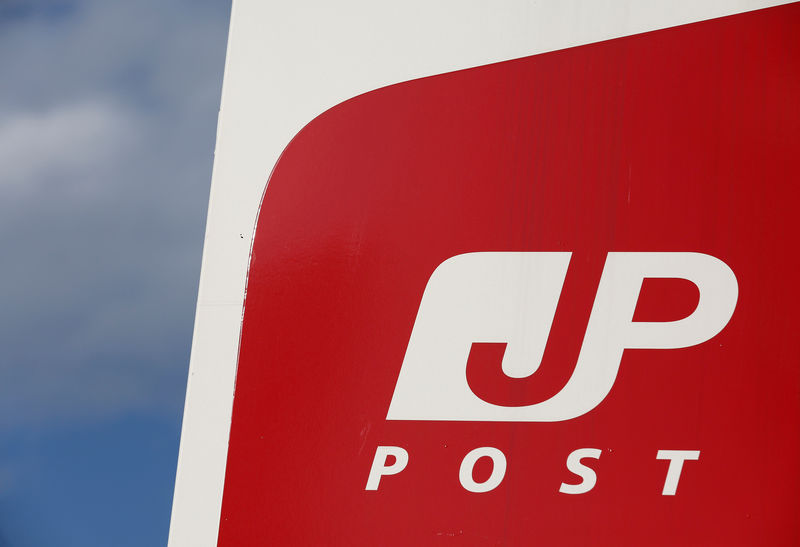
[168,1,791,545]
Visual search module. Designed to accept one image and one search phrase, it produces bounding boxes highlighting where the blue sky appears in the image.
[0,0,230,544]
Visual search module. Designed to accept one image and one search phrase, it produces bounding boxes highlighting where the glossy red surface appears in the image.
[219,4,799,544]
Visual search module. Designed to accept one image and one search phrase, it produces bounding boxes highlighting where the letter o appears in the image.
[459,447,507,493]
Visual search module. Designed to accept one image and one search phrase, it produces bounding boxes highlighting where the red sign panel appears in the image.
[219,4,799,545]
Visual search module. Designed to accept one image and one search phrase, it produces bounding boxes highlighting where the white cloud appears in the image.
[0,101,139,194]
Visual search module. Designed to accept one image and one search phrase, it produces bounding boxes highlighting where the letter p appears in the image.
[365,446,408,491]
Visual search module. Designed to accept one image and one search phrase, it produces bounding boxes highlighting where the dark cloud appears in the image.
[0,1,75,24]
[0,0,230,428]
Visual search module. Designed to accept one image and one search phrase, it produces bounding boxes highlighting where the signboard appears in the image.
[170,2,799,545]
